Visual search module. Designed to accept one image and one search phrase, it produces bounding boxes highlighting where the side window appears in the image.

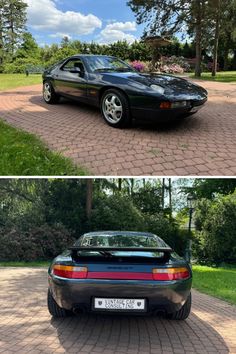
[61,59,85,73]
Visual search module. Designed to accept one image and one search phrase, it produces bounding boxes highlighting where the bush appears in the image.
[193,193,236,264]
[90,195,146,232]
[0,224,74,261]
[3,57,42,74]
[130,60,146,72]
[143,214,187,256]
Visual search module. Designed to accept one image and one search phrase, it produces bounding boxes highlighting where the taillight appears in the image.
[52,265,88,279]
[160,101,172,109]
[152,267,190,281]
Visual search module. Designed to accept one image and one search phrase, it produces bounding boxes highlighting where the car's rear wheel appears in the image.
[47,289,71,318]
[101,89,131,128]
[167,292,191,320]
[43,81,60,104]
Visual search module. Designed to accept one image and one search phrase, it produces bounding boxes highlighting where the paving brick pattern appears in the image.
[0,268,236,354]
[0,80,236,175]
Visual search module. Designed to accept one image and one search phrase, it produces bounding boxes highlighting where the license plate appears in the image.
[93,298,146,311]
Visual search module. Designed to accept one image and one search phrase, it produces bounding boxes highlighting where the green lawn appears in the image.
[190,71,236,83]
[192,265,236,305]
[0,74,42,91]
[0,120,88,175]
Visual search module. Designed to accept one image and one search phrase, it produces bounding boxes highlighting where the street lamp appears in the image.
[185,194,196,263]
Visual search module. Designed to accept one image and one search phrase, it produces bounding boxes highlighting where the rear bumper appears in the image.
[131,98,207,122]
[49,275,192,314]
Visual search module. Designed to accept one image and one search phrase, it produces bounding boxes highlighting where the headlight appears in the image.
[150,84,165,94]
[171,101,187,108]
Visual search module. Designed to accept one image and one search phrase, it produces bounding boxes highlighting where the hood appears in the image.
[104,71,208,98]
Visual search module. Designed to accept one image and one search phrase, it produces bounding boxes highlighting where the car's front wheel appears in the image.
[47,289,71,318]
[101,89,131,128]
[43,81,60,104]
[167,292,191,320]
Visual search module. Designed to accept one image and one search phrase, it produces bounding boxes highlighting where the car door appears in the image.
[53,58,87,100]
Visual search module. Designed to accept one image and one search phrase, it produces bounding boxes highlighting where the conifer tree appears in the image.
[1,0,27,62]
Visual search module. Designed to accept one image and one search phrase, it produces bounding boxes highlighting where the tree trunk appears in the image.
[168,178,172,220]
[233,50,236,70]
[223,49,229,71]
[195,0,203,78]
[0,5,4,66]
[118,178,122,192]
[86,179,93,221]
[162,178,165,210]
[212,0,221,76]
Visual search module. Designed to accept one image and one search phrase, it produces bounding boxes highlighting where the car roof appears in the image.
[82,231,157,237]
[70,54,114,58]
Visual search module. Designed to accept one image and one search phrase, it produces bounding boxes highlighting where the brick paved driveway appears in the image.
[0,80,236,175]
[0,268,236,354]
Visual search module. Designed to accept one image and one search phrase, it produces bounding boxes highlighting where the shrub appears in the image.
[193,193,236,264]
[0,224,74,261]
[143,214,186,256]
[90,195,146,232]
[3,57,42,74]
[130,60,146,72]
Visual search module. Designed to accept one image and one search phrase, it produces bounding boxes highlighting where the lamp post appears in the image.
[185,194,196,263]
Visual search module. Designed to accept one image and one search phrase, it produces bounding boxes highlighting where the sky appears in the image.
[25,0,145,46]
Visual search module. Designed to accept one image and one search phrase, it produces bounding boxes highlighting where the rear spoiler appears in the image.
[69,246,173,261]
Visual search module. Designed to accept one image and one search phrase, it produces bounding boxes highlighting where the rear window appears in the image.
[73,233,170,259]
[77,233,168,248]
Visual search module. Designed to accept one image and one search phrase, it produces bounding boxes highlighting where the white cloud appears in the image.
[98,21,137,44]
[25,0,102,37]
[49,33,72,40]
[105,21,136,32]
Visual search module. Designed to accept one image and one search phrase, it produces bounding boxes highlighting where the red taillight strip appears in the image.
[87,272,153,280]
[152,267,190,281]
[52,265,87,279]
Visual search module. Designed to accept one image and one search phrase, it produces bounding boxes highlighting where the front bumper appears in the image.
[131,98,207,122]
[49,276,192,314]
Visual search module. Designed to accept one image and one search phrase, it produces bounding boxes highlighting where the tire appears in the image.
[100,89,131,128]
[167,292,191,320]
[43,81,60,104]
[47,289,71,318]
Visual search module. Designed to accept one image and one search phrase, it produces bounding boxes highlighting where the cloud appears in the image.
[25,0,102,37]
[98,21,137,44]
[105,21,136,32]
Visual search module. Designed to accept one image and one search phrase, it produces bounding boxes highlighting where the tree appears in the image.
[1,0,27,59]
[211,0,221,76]
[192,179,236,200]
[86,179,93,221]
[15,32,40,59]
[194,193,236,263]
[127,0,207,76]
[127,0,236,77]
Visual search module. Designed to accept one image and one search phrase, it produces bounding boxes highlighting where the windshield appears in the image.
[86,56,134,73]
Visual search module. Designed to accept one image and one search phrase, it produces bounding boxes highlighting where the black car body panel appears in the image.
[43,55,208,123]
[48,231,192,315]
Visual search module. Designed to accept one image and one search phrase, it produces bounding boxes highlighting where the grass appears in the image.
[190,71,236,83]
[0,74,42,91]
[192,265,236,305]
[0,120,88,175]
[0,261,49,267]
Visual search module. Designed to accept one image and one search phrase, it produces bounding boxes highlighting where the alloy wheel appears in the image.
[102,93,123,124]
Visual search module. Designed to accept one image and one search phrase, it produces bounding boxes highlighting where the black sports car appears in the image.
[48,231,192,319]
[42,55,208,128]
